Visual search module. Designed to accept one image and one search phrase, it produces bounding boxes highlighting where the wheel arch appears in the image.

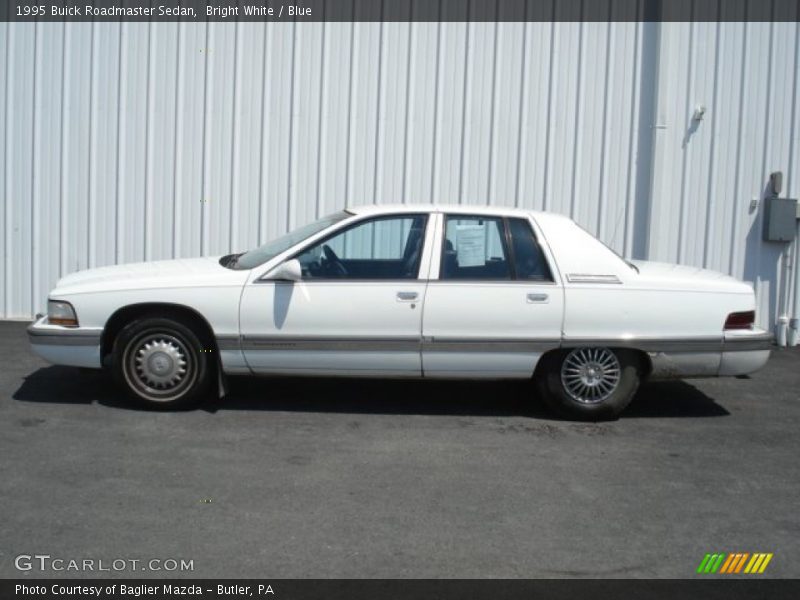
[101,302,219,367]
[533,346,653,380]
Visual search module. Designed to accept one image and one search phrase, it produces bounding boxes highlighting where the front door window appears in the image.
[295,214,428,280]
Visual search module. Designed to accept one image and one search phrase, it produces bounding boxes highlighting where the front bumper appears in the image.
[27,316,103,368]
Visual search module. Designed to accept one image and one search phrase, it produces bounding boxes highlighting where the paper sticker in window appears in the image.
[456,225,486,268]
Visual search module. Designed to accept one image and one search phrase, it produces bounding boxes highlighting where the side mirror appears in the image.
[266,259,302,282]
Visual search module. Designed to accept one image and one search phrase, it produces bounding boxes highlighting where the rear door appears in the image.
[421,214,563,378]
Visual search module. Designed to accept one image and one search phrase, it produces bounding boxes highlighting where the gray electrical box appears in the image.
[763,197,798,242]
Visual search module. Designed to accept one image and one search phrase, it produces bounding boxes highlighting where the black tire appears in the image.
[536,347,641,421]
[112,317,211,410]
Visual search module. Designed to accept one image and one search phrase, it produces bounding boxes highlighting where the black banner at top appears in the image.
[2,0,800,22]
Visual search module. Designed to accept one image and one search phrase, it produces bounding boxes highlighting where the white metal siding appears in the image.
[1,21,798,329]
[649,21,800,330]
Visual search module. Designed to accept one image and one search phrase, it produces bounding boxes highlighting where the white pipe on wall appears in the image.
[776,244,792,347]
[787,220,800,347]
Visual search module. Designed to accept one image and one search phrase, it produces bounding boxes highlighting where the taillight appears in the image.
[724,311,755,330]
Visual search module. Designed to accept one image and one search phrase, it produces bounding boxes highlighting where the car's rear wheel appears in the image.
[113,317,210,410]
[536,347,641,420]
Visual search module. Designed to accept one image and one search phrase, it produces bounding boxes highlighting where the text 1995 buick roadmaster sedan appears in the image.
[28,204,772,420]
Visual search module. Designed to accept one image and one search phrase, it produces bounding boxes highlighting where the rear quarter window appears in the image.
[508,218,553,282]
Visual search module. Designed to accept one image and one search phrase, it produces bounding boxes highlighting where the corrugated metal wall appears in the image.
[1,20,798,329]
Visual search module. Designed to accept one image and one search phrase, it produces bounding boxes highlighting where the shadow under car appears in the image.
[13,366,730,419]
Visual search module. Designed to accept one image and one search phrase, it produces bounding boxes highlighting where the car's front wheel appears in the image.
[112,317,211,410]
[536,347,641,421]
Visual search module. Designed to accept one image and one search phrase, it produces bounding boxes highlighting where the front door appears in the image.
[239,213,431,376]
[421,213,564,378]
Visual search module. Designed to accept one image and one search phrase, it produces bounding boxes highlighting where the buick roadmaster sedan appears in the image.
[28,205,772,420]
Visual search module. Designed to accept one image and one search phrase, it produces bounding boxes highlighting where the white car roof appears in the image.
[344,204,629,277]
[345,203,572,222]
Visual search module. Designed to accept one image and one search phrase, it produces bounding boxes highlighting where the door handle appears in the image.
[526,293,549,303]
[396,291,418,302]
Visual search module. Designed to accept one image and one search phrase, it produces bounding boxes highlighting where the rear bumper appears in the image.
[647,330,773,379]
[719,330,773,376]
[721,330,774,352]
[27,316,103,368]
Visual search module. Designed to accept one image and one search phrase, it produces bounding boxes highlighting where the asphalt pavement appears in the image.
[1,320,798,578]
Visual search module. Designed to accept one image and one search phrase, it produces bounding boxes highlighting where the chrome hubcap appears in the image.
[560,347,621,404]
[136,339,187,388]
[124,331,195,401]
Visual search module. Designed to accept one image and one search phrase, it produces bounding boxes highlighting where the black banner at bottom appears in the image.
[3,579,800,600]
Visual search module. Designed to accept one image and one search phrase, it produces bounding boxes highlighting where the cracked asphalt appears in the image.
[0,320,798,578]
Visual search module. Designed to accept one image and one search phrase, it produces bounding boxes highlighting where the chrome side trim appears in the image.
[422,338,560,353]
[254,279,428,285]
[27,325,101,347]
[240,336,420,352]
[215,335,241,351]
[223,334,775,355]
[234,335,560,353]
[564,333,774,353]
[722,332,774,352]
[565,273,622,284]
[562,336,724,353]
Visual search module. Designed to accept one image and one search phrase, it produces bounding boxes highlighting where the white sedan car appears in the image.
[28,204,772,420]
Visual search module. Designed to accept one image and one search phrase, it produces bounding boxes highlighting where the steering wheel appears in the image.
[322,244,348,277]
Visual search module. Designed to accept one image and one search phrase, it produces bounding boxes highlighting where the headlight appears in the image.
[48,300,78,327]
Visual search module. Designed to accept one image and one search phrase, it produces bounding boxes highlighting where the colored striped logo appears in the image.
[697,553,773,574]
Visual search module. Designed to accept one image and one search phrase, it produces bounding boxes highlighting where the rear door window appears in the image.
[440,215,511,280]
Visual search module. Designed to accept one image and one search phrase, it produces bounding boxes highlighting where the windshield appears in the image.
[233,211,351,270]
